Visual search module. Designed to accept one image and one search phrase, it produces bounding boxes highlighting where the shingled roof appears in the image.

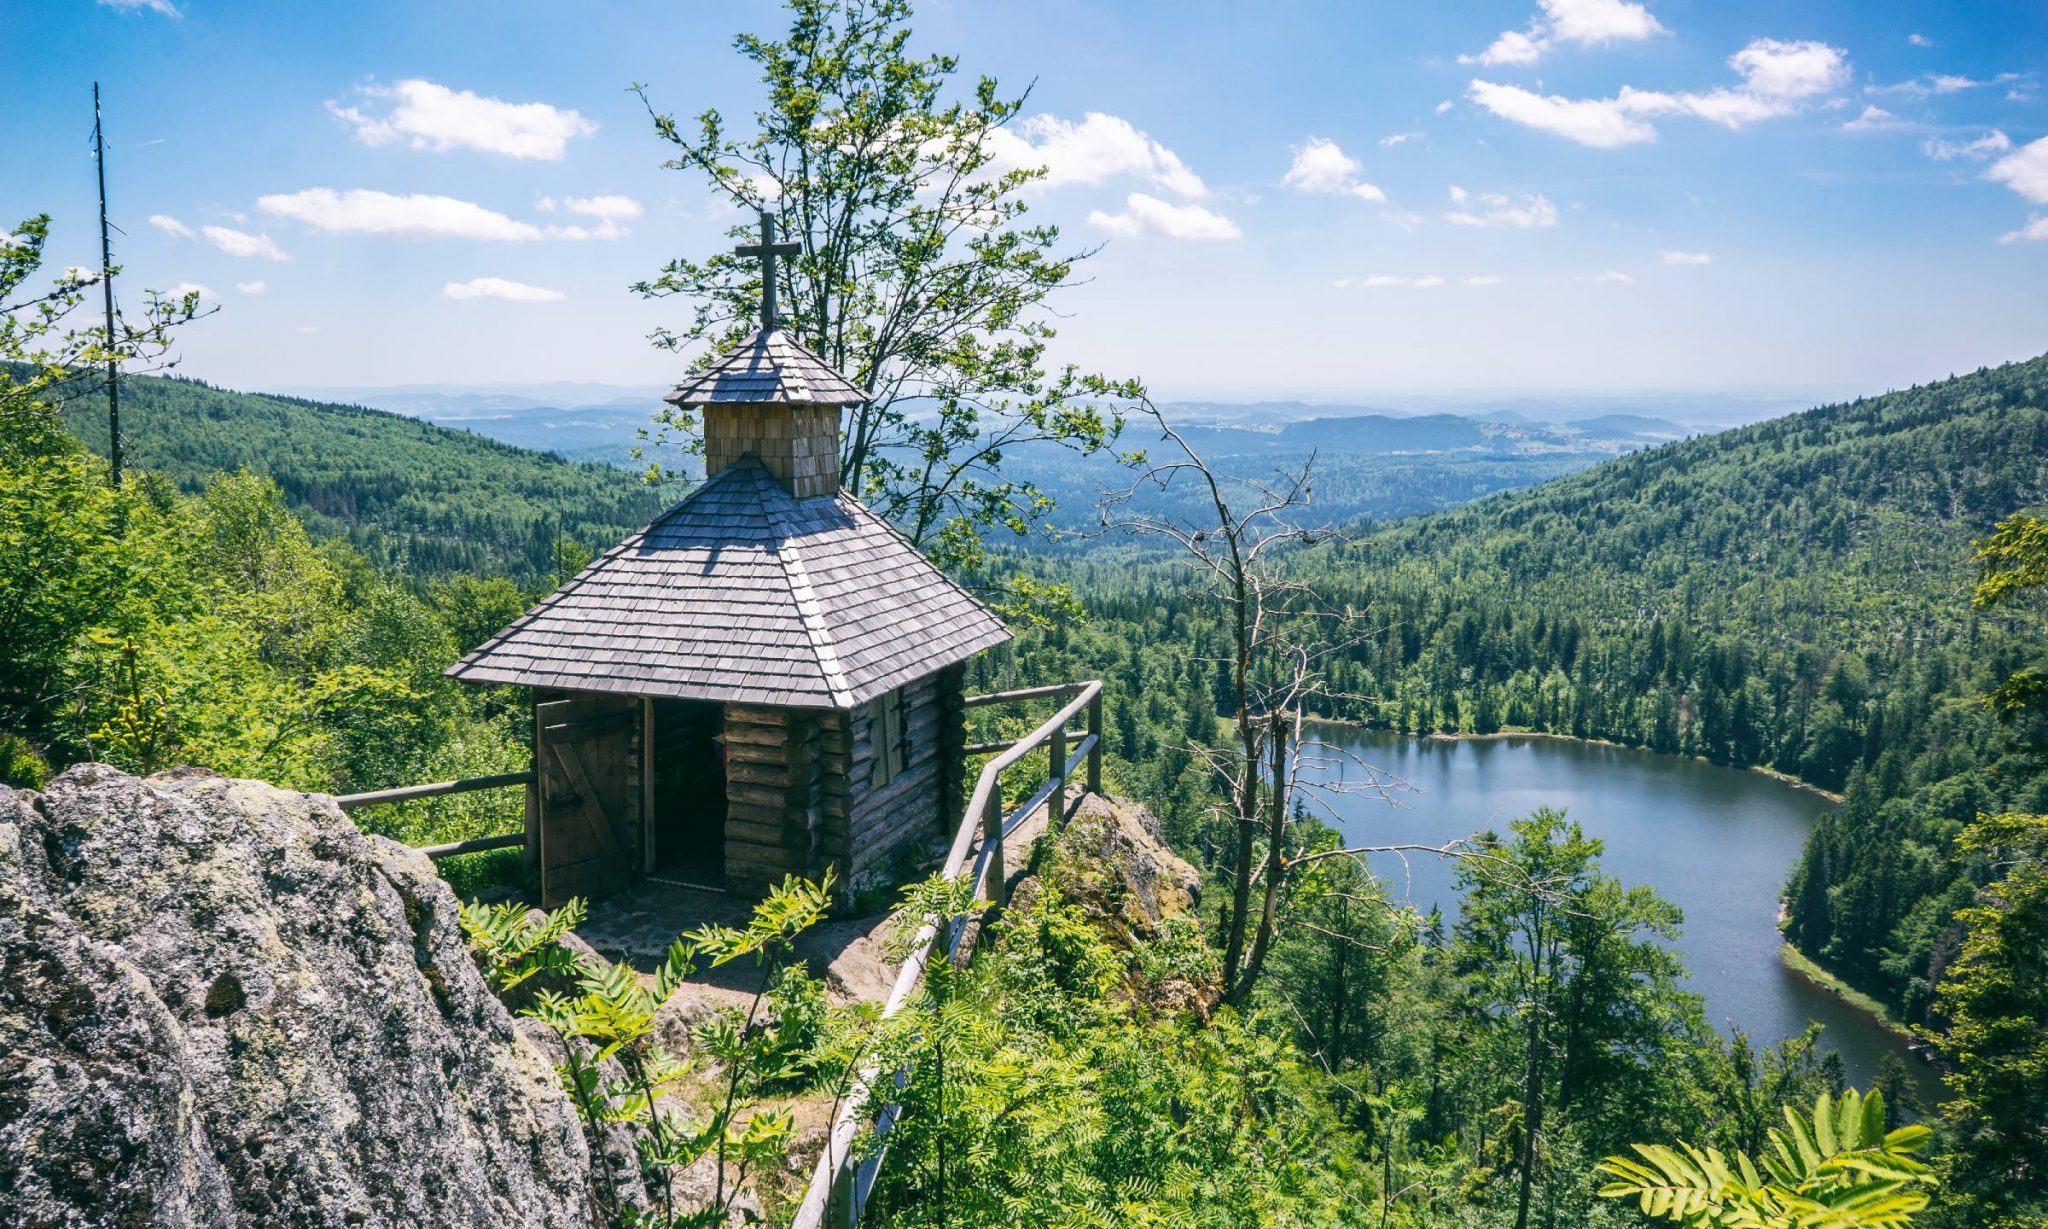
[445,458,1011,709]
[666,327,869,408]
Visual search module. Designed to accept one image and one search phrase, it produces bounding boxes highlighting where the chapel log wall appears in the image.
[834,666,966,888]
[723,704,822,895]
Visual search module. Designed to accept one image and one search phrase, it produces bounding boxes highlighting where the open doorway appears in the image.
[649,699,726,887]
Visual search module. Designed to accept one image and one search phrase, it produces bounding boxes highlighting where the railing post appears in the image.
[1049,723,1067,824]
[983,782,1006,908]
[1087,687,1104,796]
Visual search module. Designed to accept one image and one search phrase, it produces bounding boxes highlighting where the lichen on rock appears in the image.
[0,764,611,1228]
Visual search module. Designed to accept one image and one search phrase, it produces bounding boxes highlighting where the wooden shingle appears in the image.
[445,458,1011,709]
[666,327,869,408]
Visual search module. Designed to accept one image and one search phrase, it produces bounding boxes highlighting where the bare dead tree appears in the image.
[1097,397,1412,1005]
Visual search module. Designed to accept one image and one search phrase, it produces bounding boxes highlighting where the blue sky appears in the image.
[8,0,2046,402]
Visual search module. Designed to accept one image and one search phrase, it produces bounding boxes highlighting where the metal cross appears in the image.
[734,210,801,329]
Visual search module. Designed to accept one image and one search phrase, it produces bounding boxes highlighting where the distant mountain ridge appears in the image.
[74,374,1710,568]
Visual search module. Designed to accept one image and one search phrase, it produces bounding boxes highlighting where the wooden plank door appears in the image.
[535,692,638,907]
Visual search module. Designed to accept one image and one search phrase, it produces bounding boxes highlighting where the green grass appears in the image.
[1779,943,1913,1038]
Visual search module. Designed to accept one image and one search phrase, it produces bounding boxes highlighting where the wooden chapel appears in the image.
[446,217,1012,904]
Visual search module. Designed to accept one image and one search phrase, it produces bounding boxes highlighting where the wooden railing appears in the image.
[791,679,1104,1229]
[333,771,534,860]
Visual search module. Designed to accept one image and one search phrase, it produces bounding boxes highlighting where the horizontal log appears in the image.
[724,841,808,870]
[724,727,792,750]
[1063,733,1099,783]
[726,761,794,788]
[1003,775,1062,839]
[725,818,791,848]
[728,781,801,808]
[336,772,534,811]
[850,764,939,820]
[418,832,526,860]
[962,681,1091,708]
[723,862,793,893]
[849,800,941,866]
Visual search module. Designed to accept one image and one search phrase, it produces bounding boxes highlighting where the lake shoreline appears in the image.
[1776,943,1916,1042]
[1311,720,1943,1098]
[1301,719,1848,804]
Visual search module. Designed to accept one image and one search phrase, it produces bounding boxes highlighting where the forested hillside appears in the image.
[58,374,663,584]
[1322,357,2048,1034]
[987,356,2048,1041]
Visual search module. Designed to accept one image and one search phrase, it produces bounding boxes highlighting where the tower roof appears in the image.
[445,457,1009,709]
[666,327,868,408]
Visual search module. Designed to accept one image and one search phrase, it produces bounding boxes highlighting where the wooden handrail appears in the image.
[793,679,1104,1229]
[333,772,535,863]
[415,832,526,860]
[334,771,534,811]
[961,680,1094,708]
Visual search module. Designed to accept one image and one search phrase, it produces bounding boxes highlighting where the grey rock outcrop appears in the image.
[0,764,605,1229]
[1025,793,1201,940]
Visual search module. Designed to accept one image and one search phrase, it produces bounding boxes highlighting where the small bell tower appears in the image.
[668,212,866,500]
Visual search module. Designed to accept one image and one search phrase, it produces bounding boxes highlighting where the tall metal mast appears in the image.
[94,82,121,487]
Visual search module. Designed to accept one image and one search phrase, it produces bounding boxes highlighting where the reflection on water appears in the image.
[1305,728,1945,1104]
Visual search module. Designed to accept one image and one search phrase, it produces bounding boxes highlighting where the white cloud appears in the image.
[1728,39,1850,100]
[1466,28,1544,67]
[1543,0,1664,45]
[1466,81,1658,148]
[1380,132,1423,147]
[237,280,268,295]
[1464,275,1505,285]
[1281,138,1386,201]
[1583,270,1635,283]
[98,0,180,15]
[148,213,193,239]
[1087,193,1240,240]
[296,325,320,333]
[164,281,216,300]
[1868,72,2018,98]
[1908,33,1933,47]
[1470,39,1849,147]
[328,79,597,160]
[2000,216,2048,243]
[63,266,102,284]
[256,187,626,242]
[1842,105,1907,132]
[538,194,645,240]
[1338,274,1482,289]
[1987,136,2048,204]
[1923,130,2011,161]
[563,194,642,221]
[983,113,1207,197]
[1461,0,1665,66]
[1444,190,1557,228]
[202,224,290,261]
[443,276,566,302]
[1659,250,1711,265]
[1436,99,1456,115]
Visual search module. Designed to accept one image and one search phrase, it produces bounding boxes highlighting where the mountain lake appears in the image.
[1306,726,1947,1106]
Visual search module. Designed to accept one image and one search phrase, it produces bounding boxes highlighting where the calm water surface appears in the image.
[1306,728,1943,1101]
